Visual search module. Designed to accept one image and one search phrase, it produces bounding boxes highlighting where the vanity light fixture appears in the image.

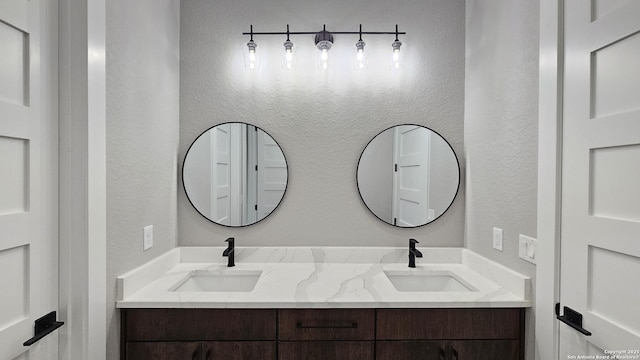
[391,25,403,69]
[242,24,406,71]
[315,25,333,70]
[244,25,259,70]
[283,25,295,69]
[355,25,367,70]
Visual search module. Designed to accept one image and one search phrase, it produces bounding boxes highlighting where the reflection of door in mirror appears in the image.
[183,123,288,226]
[257,130,287,221]
[393,125,431,227]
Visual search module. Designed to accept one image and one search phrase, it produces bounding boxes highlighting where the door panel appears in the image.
[212,124,231,225]
[0,0,58,359]
[560,0,640,355]
[393,125,430,227]
[257,129,286,221]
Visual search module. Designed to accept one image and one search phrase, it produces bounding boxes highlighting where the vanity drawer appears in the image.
[376,308,522,340]
[123,309,277,341]
[279,341,374,360]
[448,308,521,339]
[278,309,375,341]
[377,309,449,340]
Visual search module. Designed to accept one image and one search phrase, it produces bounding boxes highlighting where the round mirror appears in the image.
[183,122,288,227]
[357,125,460,227]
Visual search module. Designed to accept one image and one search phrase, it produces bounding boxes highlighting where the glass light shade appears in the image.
[283,40,295,69]
[244,40,259,70]
[391,39,402,69]
[355,40,366,70]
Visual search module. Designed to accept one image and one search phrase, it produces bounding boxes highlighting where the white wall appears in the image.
[179,0,466,247]
[464,1,539,359]
[105,1,180,359]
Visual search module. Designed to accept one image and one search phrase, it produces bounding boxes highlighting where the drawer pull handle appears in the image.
[295,321,358,329]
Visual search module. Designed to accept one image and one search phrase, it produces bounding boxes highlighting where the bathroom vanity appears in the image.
[117,247,530,360]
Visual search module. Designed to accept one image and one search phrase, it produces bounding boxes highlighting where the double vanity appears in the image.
[121,123,529,358]
[117,245,530,359]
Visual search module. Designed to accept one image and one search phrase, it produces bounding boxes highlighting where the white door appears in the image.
[0,0,59,359]
[245,125,258,224]
[392,125,430,227]
[256,130,286,221]
[560,0,640,356]
[211,124,231,225]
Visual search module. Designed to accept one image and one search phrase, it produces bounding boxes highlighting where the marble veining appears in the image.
[117,247,530,308]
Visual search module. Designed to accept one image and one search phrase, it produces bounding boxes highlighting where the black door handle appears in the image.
[556,303,592,336]
[23,311,64,346]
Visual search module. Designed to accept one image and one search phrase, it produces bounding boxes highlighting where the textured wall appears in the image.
[105,1,180,359]
[179,0,466,247]
[464,1,539,359]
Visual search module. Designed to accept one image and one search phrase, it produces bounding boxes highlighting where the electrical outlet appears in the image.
[519,234,537,264]
[493,227,503,251]
[143,225,153,251]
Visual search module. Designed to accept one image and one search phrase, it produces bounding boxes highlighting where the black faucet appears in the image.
[408,238,423,268]
[223,237,235,267]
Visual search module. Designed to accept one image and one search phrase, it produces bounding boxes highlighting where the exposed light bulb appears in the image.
[245,39,259,70]
[283,39,294,69]
[315,28,333,71]
[355,39,366,70]
[321,49,328,61]
[391,39,402,69]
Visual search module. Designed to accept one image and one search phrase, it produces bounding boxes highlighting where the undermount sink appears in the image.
[384,270,476,292]
[171,270,262,292]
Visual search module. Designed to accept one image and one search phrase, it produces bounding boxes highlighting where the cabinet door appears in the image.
[449,340,520,360]
[202,341,276,360]
[376,341,447,360]
[278,341,374,360]
[126,342,201,360]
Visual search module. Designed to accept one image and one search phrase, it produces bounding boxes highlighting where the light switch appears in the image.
[493,227,503,252]
[527,242,535,258]
[143,225,153,251]
[519,234,536,264]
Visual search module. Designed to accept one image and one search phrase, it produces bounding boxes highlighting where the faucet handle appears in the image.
[225,237,234,247]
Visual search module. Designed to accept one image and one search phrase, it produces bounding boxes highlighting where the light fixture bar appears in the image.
[243,25,406,37]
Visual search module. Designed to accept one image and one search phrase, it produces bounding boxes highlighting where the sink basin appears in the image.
[171,270,262,292]
[384,270,476,292]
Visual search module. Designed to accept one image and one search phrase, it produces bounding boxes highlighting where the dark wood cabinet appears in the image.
[279,309,375,341]
[376,340,447,360]
[279,341,374,360]
[202,341,276,360]
[449,340,520,360]
[121,308,524,360]
[126,342,201,360]
[377,309,524,360]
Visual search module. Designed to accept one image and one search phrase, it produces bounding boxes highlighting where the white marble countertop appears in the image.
[116,247,531,308]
